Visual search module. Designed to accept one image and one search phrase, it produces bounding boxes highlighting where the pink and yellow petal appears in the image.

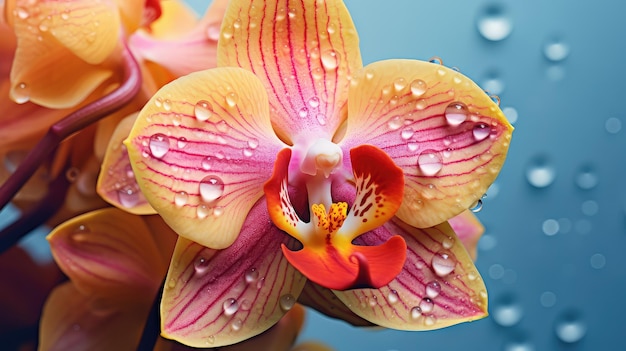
[298,281,372,327]
[40,282,149,351]
[334,220,488,330]
[217,0,362,142]
[448,210,484,261]
[160,201,306,348]
[340,59,513,228]
[47,208,167,302]
[126,67,286,249]
[97,113,155,215]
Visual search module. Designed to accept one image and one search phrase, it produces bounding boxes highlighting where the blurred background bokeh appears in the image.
[5,0,624,350]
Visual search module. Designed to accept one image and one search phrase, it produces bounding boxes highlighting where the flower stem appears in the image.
[0,45,142,212]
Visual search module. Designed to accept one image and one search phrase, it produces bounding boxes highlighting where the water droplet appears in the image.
[206,335,216,345]
[245,268,259,283]
[525,156,556,188]
[201,157,212,170]
[197,204,211,219]
[401,128,414,140]
[174,191,188,207]
[256,277,265,289]
[415,99,427,110]
[472,123,490,141]
[581,200,598,216]
[504,339,535,351]
[590,253,606,269]
[247,139,259,149]
[442,236,454,249]
[279,294,295,311]
[38,23,49,32]
[410,306,422,320]
[476,4,513,42]
[540,291,557,308]
[226,92,239,107]
[177,137,188,149]
[13,82,31,104]
[431,250,456,277]
[194,253,210,274]
[482,74,505,96]
[489,264,505,280]
[316,113,326,125]
[543,38,570,62]
[417,150,443,176]
[117,186,139,208]
[298,107,309,118]
[605,117,622,134]
[15,7,29,19]
[445,102,468,126]
[61,11,70,20]
[542,218,559,236]
[231,319,243,331]
[419,297,434,313]
[426,281,441,298]
[223,298,239,316]
[213,206,224,217]
[555,310,586,343]
[195,100,213,121]
[387,116,403,130]
[393,78,407,91]
[429,57,443,65]
[387,290,399,304]
[243,148,254,157]
[575,166,598,190]
[149,134,170,158]
[308,97,320,108]
[493,300,523,327]
[199,176,224,202]
[162,99,172,111]
[206,23,220,41]
[321,50,339,70]
[410,79,427,97]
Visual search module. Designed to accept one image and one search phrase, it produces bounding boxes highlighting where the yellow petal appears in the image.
[125,67,285,249]
[40,282,149,351]
[340,59,513,228]
[97,113,156,214]
[218,0,362,142]
[47,208,166,301]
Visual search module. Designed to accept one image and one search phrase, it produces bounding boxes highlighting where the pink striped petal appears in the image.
[298,281,372,327]
[340,59,513,229]
[217,0,362,142]
[448,210,484,261]
[47,208,167,301]
[125,67,286,249]
[40,282,149,351]
[161,200,306,348]
[333,218,488,330]
[97,113,155,215]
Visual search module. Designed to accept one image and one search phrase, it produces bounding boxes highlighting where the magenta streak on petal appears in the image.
[285,0,307,119]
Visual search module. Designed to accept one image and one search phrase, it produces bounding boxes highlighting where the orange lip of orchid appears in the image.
[120,0,513,348]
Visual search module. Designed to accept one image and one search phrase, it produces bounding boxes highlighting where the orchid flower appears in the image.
[124,0,513,347]
[41,207,332,351]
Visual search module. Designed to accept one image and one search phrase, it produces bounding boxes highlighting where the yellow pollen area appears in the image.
[311,202,348,235]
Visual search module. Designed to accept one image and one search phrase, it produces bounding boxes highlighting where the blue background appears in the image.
[5,1,623,350]
[194,0,626,350]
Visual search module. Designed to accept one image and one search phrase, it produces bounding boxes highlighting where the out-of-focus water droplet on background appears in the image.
[476,4,513,41]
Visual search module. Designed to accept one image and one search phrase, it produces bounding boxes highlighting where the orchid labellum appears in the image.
[123,0,513,347]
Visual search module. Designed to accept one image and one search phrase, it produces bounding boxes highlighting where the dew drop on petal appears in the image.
[476,4,513,42]
[194,254,210,274]
[419,297,434,313]
[445,102,468,126]
[196,204,211,219]
[231,319,243,331]
[308,97,320,108]
[472,123,490,141]
[149,134,170,158]
[555,310,586,343]
[387,290,399,304]
[388,116,403,130]
[401,128,414,140]
[225,92,239,107]
[245,268,259,284]
[247,139,259,149]
[410,79,427,97]
[410,306,422,320]
[199,176,224,202]
[195,100,214,121]
[13,82,31,104]
[426,281,442,299]
[162,99,172,111]
[213,206,224,217]
[431,250,456,277]
[279,294,296,311]
[417,150,443,176]
[393,77,407,91]
[206,23,220,41]
[117,186,139,208]
[201,157,212,170]
[298,107,309,118]
[470,198,483,213]
[223,298,239,316]
[525,156,556,188]
[321,50,339,70]
[177,137,188,149]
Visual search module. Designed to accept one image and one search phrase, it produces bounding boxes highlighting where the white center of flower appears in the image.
[299,139,343,178]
